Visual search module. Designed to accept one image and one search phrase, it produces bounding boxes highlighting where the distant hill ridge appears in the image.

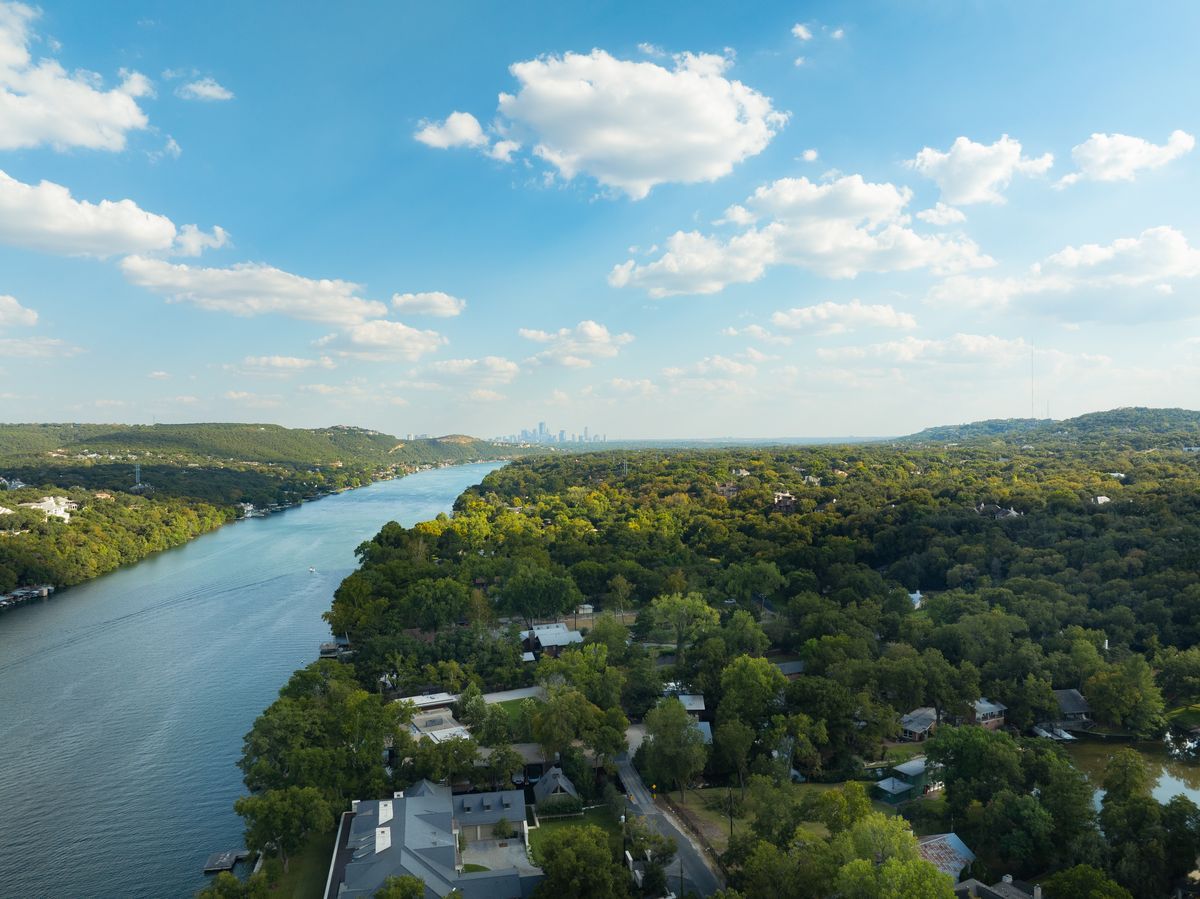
[0,422,520,467]
[903,407,1200,447]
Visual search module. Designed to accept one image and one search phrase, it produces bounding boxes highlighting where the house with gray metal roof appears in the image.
[532,766,578,806]
[326,780,541,899]
[899,707,938,741]
[1053,689,1090,721]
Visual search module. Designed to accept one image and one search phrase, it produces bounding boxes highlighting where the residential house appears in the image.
[409,709,473,744]
[453,788,526,842]
[1053,689,1091,722]
[874,776,915,805]
[968,698,1007,730]
[917,833,976,882]
[772,660,806,680]
[532,766,578,807]
[772,491,796,512]
[955,875,1042,899]
[899,707,938,742]
[327,780,541,898]
[891,755,936,794]
[519,623,583,659]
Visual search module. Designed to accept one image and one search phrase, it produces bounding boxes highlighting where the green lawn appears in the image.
[272,828,337,899]
[1168,703,1200,730]
[528,807,620,864]
[497,697,537,728]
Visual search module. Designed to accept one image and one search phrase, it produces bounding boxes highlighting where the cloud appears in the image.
[792,23,813,40]
[817,333,1029,364]
[770,299,917,334]
[519,319,633,367]
[392,291,466,317]
[831,28,845,39]
[223,390,281,408]
[173,223,230,257]
[176,77,234,101]
[414,111,489,149]
[423,49,786,199]
[468,388,505,402]
[916,202,966,225]
[722,323,792,345]
[0,2,152,150]
[611,174,993,296]
[120,256,389,324]
[239,355,336,373]
[801,148,818,162]
[662,354,757,394]
[315,319,447,362]
[1058,130,1195,186]
[427,356,519,384]
[0,293,36,327]
[928,225,1200,320]
[608,377,658,396]
[147,370,169,380]
[907,135,1053,205]
[0,169,179,256]
[0,336,81,357]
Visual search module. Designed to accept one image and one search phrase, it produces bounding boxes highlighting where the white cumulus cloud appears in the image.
[176,77,233,101]
[414,111,489,149]
[907,135,1053,205]
[818,333,1029,364]
[771,300,917,334]
[611,174,993,296]
[0,293,37,327]
[792,23,813,40]
[422,49,786,199]
[120,256,389,325]
[427,356,519,384]
[0,2,152,150]
[392,291,466,317]
[1058,130,1194,186]
[916,202,966,225]
[519,319,633,367]
[316,320,447,362]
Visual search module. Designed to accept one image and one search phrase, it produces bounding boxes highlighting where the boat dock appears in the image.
[0,584,54,612]
[203,849,250,874]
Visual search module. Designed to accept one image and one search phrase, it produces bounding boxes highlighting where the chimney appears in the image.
[1002,875,1013,884]
[1033,887,1042,899]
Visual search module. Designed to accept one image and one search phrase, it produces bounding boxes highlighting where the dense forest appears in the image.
[0,422,539,593]
[229,408,1200,898]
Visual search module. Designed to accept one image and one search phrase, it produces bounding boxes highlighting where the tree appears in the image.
[715,720,754,796]
[533,824,628,899]
[234,786,330,872]
[1085,656,1166,738]
[977,789,1055,875]
[835,856,955,899]
[607,574,634,613]
[718,655,787,730]
[196,871,269,899]
[925,725,1023,823]
[646,592,720,657]
[482,744,525,790]
[1042,865,1132,899]
[644,697,708,802]
[813,782,872,835]
[532,687,597,762]
[373,875,426,899]
[503,568,583,628]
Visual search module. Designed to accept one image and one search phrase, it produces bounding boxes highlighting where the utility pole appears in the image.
[679,856,684,898]
[728,785,734,838]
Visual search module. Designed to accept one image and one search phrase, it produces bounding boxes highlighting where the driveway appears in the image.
[616,754,723,897]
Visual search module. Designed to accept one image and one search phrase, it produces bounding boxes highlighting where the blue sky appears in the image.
[3,1,1200,439]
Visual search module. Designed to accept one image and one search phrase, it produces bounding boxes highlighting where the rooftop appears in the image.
[917,832,976,879]
[900,707,938,733]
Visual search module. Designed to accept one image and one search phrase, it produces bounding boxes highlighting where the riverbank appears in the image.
[0,462,506,898]
[0,456,514,611]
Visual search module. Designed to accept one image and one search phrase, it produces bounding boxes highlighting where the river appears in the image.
[1066,740,1200,806]
[0,461,503,899]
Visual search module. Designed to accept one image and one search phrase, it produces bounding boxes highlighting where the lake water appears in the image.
[0,462,503,899]
[1067,739,1200,806]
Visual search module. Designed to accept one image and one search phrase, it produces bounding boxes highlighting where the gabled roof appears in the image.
[453,789,525,826]
[918,832,976,879]
[520,622,583,648]
[900,707,938,733]
[533,766,579,804]
[974,698,1007,716]
[1053,688,1090,716]
[773,660,806,677]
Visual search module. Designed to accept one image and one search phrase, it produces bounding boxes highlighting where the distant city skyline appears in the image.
[3,2,1200,437]
[492,420,607,445]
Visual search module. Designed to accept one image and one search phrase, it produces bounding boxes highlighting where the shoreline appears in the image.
[0,458,508,613]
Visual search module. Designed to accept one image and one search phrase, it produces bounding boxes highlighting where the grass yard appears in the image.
[497,697,536,728]
[272,828,336,899]
[528,807,621,864]
[1168,703,1200,730]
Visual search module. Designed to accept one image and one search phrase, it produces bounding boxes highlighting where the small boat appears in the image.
[308,566,317,573]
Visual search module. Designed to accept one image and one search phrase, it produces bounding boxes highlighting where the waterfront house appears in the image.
[967,698,1007,730]
[899,707,938,742]
[327,781,541,898]
[1052,689,1091,722]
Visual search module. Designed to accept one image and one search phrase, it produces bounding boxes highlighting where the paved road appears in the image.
[616,754,723,897]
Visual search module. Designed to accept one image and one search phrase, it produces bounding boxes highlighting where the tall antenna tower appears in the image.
[134,462,141,487]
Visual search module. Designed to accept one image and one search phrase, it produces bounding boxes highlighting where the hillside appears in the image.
[0,422,522,467]
[903,407,1200,449]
